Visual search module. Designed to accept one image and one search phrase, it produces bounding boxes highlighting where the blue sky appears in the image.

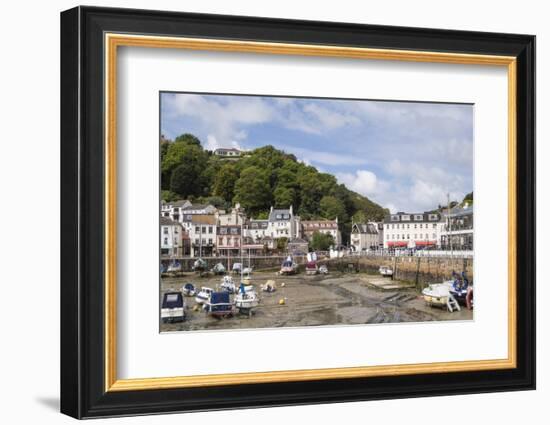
[161,92,473,213]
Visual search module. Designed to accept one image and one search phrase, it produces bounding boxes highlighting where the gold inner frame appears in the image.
[104,33,517,392]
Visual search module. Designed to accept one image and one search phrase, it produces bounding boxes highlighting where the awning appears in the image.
[415,241,436,246]
[387,241,408,247]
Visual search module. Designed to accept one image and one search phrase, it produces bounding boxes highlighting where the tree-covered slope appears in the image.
[161,134,388,241]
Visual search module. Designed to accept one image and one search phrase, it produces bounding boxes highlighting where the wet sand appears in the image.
[160,271,473,332]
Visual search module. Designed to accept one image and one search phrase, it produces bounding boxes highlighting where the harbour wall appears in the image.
[324,255,473,288]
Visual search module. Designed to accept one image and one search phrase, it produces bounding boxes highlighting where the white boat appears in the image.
[379,266,393,277]
[422,281,461,312]
[220,275,237,293]
[181,283,196,297]
[161,292,186,323]
[234,290,260,315]
[167,261,182,273]
[195,287,214,304]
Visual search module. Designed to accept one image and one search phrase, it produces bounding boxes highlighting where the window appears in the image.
[391,215,399,221]
[433,223,437,228]
[208,226,213,234]
[163,227,168,234]
[208,239,212,245]
[195,226,200,233]
[202,226,206,233]
[163,237,168,245]
[414,214,423,221]
[401,214,411,221]
[194,239,199,245]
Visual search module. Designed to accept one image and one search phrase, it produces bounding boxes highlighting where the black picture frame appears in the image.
[61,5,535,419]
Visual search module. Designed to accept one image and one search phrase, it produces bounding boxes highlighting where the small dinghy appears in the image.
[181,283,196,297]
[195,287,214,305]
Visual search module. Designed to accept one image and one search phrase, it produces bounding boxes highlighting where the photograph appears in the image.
[158,92,475,332]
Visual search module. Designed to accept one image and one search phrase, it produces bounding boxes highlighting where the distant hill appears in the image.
[160,134,389,241]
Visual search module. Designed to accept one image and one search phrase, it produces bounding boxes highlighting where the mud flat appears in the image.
[160,271,473,332]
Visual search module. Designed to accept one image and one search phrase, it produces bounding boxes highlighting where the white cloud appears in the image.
[337,170,386,196]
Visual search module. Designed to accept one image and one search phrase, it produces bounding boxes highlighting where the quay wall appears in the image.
[325,255,473,288]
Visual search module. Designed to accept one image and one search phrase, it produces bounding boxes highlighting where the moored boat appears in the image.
[220,275,237,293]
[182,283,196,297]
[280,257,298,275]
[305,261,318,275]
[195,287,214,304]
[161,291,186,323]
[422,280,460,312]
[204,291,233,317]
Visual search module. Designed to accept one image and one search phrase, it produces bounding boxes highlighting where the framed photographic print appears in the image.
[60,6,535,419]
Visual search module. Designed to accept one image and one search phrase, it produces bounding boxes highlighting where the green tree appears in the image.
[319,195,346,220]
[161,190,179,202]
[212,164,240,202]
[174,133,201,146]
[233,166,271,215]
[168,144,208,197]
[309,232,335,251]
[273,186,296,208]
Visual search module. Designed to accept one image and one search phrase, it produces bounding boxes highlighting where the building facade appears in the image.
[301,219,341,246]
[440,205,473,250]
[267,206,300,240]
[213,147,242,158]
[216,225,242,257]
[160,216,185,257]
[188,215,217,257]
[350,222,380,251]
[383,212,444,249]
[244,219,269,242]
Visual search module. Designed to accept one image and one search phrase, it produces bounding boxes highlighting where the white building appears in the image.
[301,219,341,246]
[160,216,184,257]
[350,222,380,251]
[440,205,473,250]
[161,199,191,220]
[188,214,217,257]
[383,212,444,249]
[267,206,300,240]
[213,147,242,158]
[244,219,269,242]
